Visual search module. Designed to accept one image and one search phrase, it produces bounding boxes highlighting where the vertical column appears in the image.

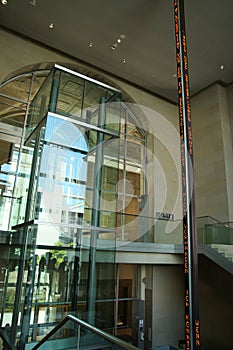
[48,70,60,113]
[87,97,106,325]
[174,1,201,349]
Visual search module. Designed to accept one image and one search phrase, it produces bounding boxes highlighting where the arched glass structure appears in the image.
[0,65,147,349]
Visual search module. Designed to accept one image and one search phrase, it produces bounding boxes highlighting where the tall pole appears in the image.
[174,1,201,349]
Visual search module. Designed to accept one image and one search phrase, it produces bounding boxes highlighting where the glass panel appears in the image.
[56,71,84,118]
[27,70,54,136]
[0,75,32,102]
[0,196,12,230]
[116,264,138,342]
[105,102,121,133]
[31,318,132,350]
[0,224,37,344]
[117,300,132,340]
[126,138,144,168]
[11,145,33,226]
[0,142,23,230]
[126,108,145,140]
[196,216,219,244]
[83,80,108,115]
[205,222,233,245]
[44,114,88,152]
[0,95,27,129]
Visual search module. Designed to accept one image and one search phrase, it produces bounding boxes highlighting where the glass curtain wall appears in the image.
[0,71,49,343]
[0,65,149,349]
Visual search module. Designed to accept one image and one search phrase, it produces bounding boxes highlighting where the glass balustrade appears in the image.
[196,216,233,245]
[28,315,139,350]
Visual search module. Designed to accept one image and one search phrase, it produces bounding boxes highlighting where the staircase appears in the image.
[211,244,233,262]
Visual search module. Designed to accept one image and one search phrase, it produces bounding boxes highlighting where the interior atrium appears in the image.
[0,1,233,350]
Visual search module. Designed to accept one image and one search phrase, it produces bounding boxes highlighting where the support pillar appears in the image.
[87,97,106,325]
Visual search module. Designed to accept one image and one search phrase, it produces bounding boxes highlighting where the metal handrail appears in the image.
[31,314,139,350]
[0,328,17,350]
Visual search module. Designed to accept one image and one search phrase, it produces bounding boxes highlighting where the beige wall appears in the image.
[226,81,233,145]
[192,83,233,222]
[152,264,184,348]
[0,29,78,82]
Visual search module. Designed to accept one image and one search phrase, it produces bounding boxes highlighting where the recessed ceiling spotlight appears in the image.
[1,0,8,5]
[122,58,126,64]
[152,74,156,78]
[220,64,224,70]
[49,22,54,29]
[117,38,121,43]
[119,34,126,40]
[111,43,118,50]
[89,42,93,48]
[30,0,36,5]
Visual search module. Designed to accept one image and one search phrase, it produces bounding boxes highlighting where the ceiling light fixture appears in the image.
[119,34,126,40]
[89,42,93,48]
[30,0,36,6]
[49,22,54,29]
[111,43,118,50]
[110,34,126,51]
[122,58,126,64]
[220,64,224,70]
[1,0,8,5]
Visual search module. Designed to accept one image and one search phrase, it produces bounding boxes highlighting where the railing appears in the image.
[31,314,139,350]
[197,216,233,270]
[197,215,233,244]
[0,327,17,350]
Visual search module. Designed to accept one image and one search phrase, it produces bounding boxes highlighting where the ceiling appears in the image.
[0,0,233,103]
